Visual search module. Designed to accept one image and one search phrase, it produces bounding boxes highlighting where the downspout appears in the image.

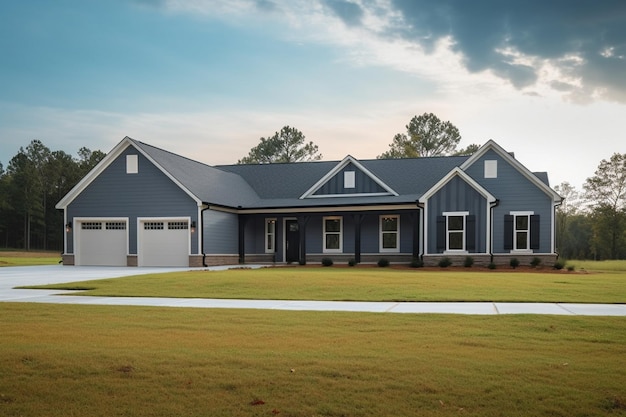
[416,201,425,259]
[200,204,210,267]
[489,199,500,263]
[553,197,564,259]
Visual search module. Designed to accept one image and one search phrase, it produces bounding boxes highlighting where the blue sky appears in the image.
[1,0,625,190]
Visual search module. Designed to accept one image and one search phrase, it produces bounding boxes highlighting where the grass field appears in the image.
[26,265,626,303]
[1,303,625,417]
[0,250,60,267]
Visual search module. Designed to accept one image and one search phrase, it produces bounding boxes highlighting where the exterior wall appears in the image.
[313,162,386,195]
[464,149,555,254]
[425,175,488,254]
[241,210,419,263]
[66,147,200,256]
[203,209,238,255]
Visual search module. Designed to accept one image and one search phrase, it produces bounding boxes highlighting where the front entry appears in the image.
[285,219,300,263]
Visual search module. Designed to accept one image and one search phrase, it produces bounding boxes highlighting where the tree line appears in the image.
[2,113,624,259]
[0,140,106,251]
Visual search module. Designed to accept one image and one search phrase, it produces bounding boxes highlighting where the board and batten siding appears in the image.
[425,175,488,254]
[463,149,555,254]
[66,148,200,254]
[313,162,387,196]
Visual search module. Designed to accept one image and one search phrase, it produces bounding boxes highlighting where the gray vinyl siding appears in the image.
[203,209,238,254]
[313,163,387,195]
[67,147,199,254]
[426,176,488,254]
[464,149,554,253]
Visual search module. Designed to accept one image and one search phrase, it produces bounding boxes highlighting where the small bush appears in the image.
[509,258,520,269]
[438,257,452,268]
[553,259,566,270]
[410,257,424,268]
[530,257,542,268]
[321,257,333,267]
[377,258,390,267]
[488,262,497,270]
[348,258,357,267]
[464,256,474,268]
[567,265,575,272]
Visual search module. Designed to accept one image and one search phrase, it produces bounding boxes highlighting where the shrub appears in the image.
[509,258,520,269]
[410,257,424,268]
[348,258,357,267]
[321,257,333,267]
[377,258,390,267]
[553,259,566,270]
[567,265,575,272]
[488,262,497,270]
[464,256,474,268]
[438,257,452,268]
[530,257,542,268]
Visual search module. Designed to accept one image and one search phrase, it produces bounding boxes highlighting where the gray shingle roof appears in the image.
[130,139,261,207]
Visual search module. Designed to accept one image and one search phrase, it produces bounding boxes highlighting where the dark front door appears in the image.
[285,220,300,263]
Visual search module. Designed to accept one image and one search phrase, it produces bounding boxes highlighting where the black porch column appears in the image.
[297,216,309,265]
[353,214,364,263]
[238,215,247,264]
[410,211,420,259]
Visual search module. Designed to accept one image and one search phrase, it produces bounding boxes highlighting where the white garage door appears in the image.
[138,220,190,267]
[76,220,128,266]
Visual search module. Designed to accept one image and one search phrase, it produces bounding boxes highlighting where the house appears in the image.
[55,137,563,267]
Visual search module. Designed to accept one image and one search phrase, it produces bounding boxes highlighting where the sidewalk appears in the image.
[1,265,625,316]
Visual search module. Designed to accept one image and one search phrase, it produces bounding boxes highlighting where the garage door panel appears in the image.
[76,221,127,266]
[139,220,189,267]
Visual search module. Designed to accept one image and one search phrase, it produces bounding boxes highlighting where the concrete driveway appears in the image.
[1,265,626,316]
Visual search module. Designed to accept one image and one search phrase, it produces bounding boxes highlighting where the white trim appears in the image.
[484,160,497,178]
[126,154,138,174]
[238,204,418,215]
[323,216,343,253]
[300,155,398,199]
[509,211,534,252]
[55,137,203,210]
[344,171,355,188]
[264,218,277,254]
[419,167,496,204]
[305,192,392,199]
[443,212,469,253]
[379,215,400,253]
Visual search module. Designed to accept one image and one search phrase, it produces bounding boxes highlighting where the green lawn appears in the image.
[26,266,626,303]
[1,303,625,417]
[0,250,60,267]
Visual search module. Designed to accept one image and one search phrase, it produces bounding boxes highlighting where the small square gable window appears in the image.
[344,171,355,188]
[126,155,138,174]
[484,160,497,178]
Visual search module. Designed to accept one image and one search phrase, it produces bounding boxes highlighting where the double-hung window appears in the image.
[380,215,400,252]
[445,212,468,252]
[505,212,539,252]
[323,216,342,252]
[437,211,473,253]
[265,219,276,253]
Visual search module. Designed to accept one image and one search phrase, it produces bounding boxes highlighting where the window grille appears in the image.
[106,222,126,230]
[81,222,102,230]
[144,222,164,230]
[168,221,189,230]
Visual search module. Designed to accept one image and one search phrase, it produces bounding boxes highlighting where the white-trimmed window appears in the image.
[323,216,343,252]
[344,171,355,188]
[444,211,469,252]
[484,160,497,178]
[265,218,276,253]
[126,155,138,174]
[380,215,400,252]
[511,211,533,252]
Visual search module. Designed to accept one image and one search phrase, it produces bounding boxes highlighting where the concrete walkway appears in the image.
[1,265,625,316]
